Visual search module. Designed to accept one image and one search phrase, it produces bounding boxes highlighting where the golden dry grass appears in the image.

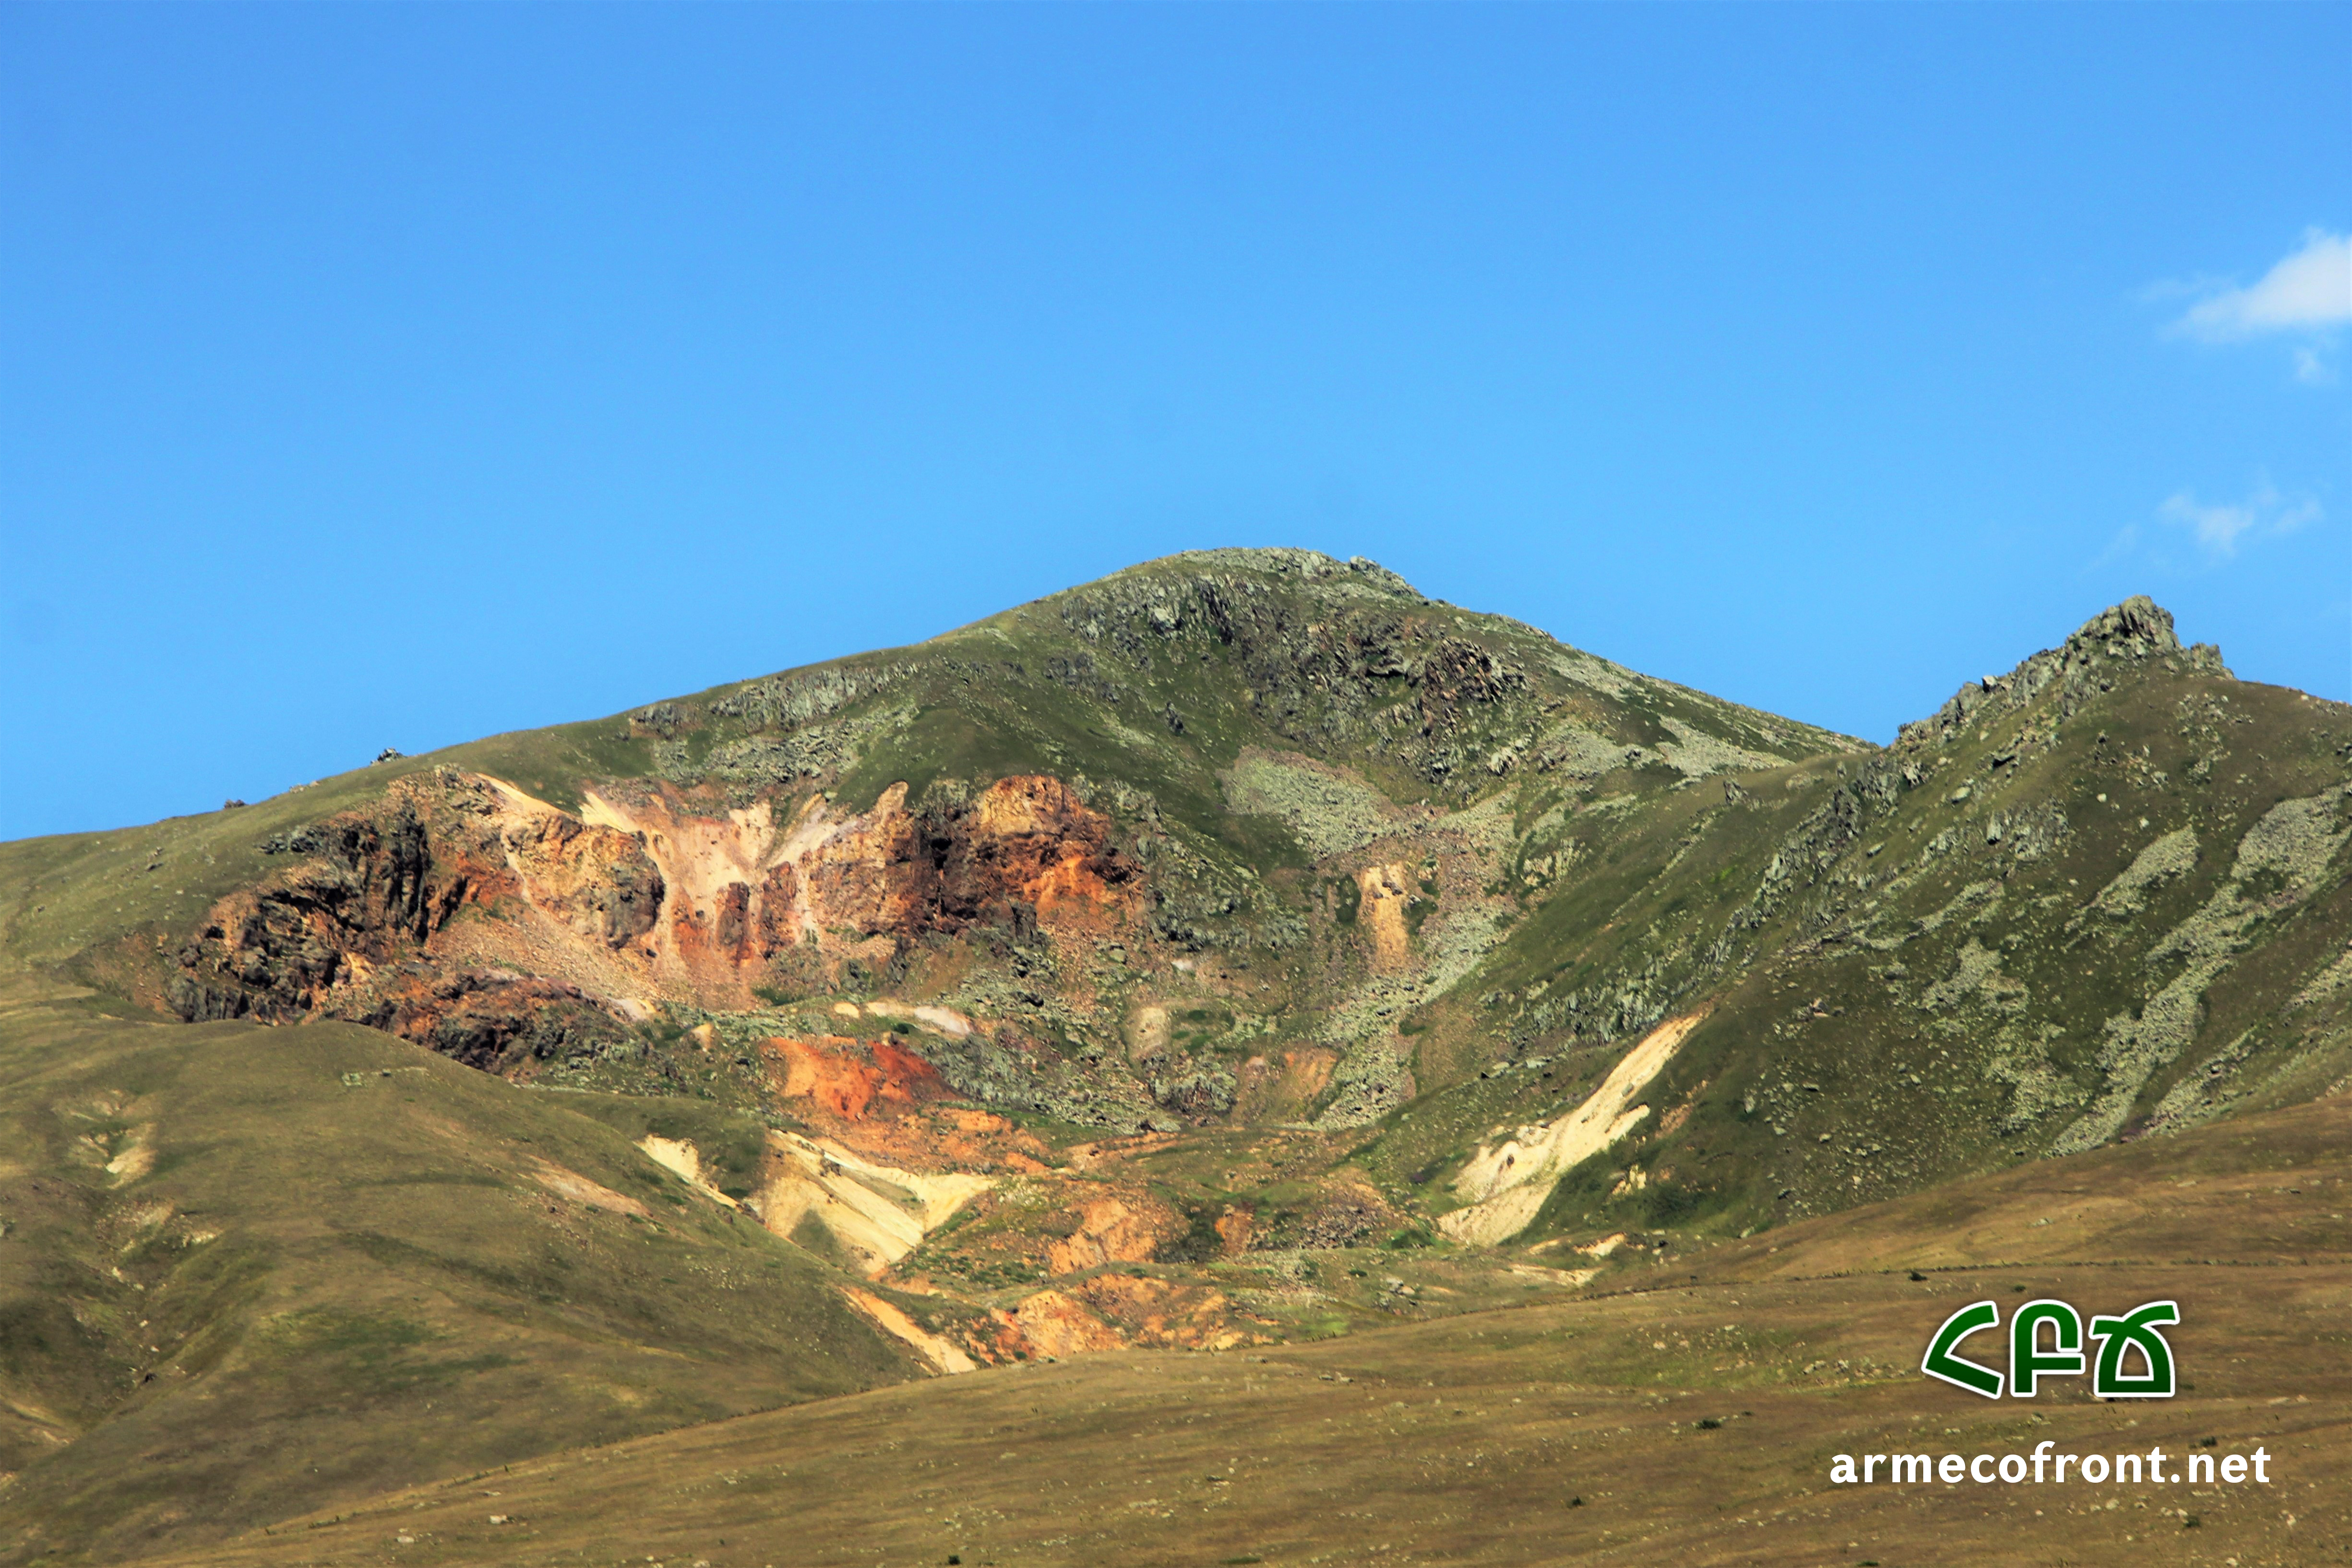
[140,1098,2352,1568]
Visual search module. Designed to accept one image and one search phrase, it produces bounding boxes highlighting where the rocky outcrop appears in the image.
[169,792,482,1024]
[382,970,633,1074]
[500,812,664,950]
[2054,791,2352,1153]
[759,774,1143,946]
[766,1034,951,1122]
[1043,1196,1180,1275]
[899,775,1142,938]
[166,766,1158,1104]
[709,662,911,732]
[1046,552,1544,793]
[579,773,1147,1001]
[167,777,639,1074]
[1900,597,2230,750]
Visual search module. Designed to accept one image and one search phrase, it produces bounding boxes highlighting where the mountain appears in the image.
[3,548,2347,1564]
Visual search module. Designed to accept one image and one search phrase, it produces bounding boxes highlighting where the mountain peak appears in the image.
[1069,547,1428,608]
[2062,593,2180,661]
[1900,595,2231,748]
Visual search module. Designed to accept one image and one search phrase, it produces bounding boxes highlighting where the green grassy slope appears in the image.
[1354,608,2352,1253]
[0,991,915,1567]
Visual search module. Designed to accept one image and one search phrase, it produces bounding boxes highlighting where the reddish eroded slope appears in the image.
[162,769,1151,1072]
[733,1030,1276,1357]
[586,772,1144,1003]
[768,1033,952,1122]
[164,774,648,1072]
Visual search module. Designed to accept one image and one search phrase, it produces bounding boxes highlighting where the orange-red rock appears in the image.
[765,1035,948,1122]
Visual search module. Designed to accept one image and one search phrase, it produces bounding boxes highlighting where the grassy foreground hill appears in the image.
[134,1093,2352,1568]
[2,548,2347,1563]
[0,983,919,1565]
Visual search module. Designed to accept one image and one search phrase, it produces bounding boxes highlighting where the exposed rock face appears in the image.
[167,777,643,1073]
[500,811,665,950]
[167,766,1154,1084]
[573,772,1147,1004]
[767,1034,951,1122]
[1043,1196,1179,1275]
[168,791,480,1026]
[907,774,1143,938]
[1002,1290,1127,1357]
[388,971,633,1074]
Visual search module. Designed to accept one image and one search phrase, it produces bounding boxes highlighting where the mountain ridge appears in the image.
[3,549,2347,1564]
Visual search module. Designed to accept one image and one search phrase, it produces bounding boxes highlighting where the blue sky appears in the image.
[4,5,2346,840]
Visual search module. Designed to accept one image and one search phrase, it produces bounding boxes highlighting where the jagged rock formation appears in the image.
[1898,594,2229,747]
[166,768,1157,1098]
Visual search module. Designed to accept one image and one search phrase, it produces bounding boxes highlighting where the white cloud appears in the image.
[2157,480,2322,559]
[2175,230,2352,341]
[2089,523,2139,568]
[2160,493,2257,553]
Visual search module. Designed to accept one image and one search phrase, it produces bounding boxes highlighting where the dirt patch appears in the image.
[1354,862,1417,972]
[1044,1197,1180,1275]
[749,1131,993,1278]
[1439,1010,1706,1245]
[838,1287,976,1375]
[527,1159,651,1217]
